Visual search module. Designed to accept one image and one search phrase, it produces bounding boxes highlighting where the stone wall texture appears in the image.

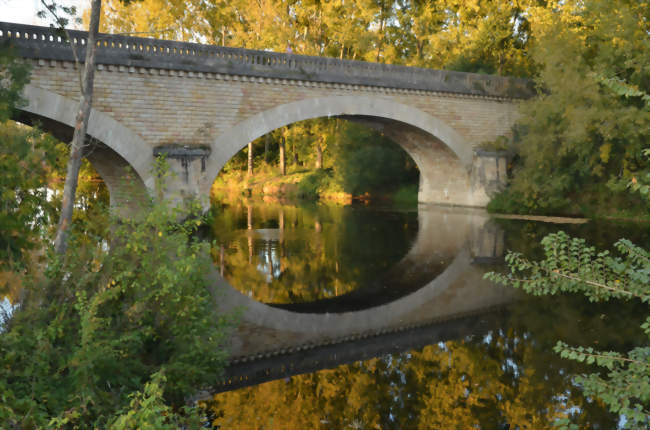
[3,22,526,207]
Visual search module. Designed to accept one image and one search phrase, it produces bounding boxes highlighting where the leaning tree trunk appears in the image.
[53,0,102,255]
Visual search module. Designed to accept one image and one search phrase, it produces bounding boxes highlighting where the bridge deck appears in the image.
[1,21,533,100]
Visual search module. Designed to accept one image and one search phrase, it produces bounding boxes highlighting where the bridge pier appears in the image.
[381,123,508,207]
[153,144,211,206]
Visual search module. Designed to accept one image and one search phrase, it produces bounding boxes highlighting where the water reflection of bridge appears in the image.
[208,206,518,393]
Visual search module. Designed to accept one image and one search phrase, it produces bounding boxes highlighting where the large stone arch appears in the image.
[15,85,154,209]
[202,95,475,204]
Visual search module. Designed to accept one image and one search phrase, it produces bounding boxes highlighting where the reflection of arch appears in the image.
[211,207,513,347]
[202,96,473,199]
[15,85,153,208]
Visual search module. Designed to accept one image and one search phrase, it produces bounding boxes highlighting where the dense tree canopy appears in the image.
[489,0,650,216]
[98,0,541,75]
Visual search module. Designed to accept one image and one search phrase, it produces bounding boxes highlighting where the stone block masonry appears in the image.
[2,21,530,208]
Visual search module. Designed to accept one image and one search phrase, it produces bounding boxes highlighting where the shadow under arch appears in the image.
[202,95,474,203]
[210,207,515,356]
[13,85,153,210]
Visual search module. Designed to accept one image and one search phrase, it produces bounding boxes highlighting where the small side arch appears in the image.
[18,85,155,192]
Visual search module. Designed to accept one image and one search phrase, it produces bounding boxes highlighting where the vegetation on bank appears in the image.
[211,118,419,206]
[486,0,649,219]
[1,193,234,428]
[0,47,233,425]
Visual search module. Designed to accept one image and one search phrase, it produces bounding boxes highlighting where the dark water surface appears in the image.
[205,199,648,429]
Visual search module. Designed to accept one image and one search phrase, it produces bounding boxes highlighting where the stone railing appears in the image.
[0,21,534,99]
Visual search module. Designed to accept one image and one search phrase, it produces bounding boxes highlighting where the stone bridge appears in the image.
[1,21,534,208]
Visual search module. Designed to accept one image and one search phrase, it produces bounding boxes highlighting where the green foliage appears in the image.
[108,372,205,429]
[499,0,650,216]
[486,231,649,302]
[486,231,650,428]
[333,125,417,196]
[297,169,332,200]
[215,118,419,202]
[0,122,65,269]
[0,167,234,427]
[391,184,418,207]
[0,45,30,122]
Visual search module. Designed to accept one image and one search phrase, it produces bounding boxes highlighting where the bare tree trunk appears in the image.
[247,141,253,177]
[53,0,102,255]
[292,141,298,165]
[279,136,286,175]
[315,142,323,169]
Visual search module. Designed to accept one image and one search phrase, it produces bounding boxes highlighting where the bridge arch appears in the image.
[203,95,474,204]
[15,85,153,210]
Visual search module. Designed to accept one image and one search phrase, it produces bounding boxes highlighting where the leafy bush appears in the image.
[0,182,234,427]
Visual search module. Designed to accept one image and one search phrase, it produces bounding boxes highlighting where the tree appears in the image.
[247,141,254,177]
[490,0,650,216]
[279,134,286,176]
[37,0,102,255]
[39,0,143,255]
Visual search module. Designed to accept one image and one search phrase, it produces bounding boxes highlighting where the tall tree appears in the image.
[41,0,144,254]
[279,135,286,176]
[47,0,102,254]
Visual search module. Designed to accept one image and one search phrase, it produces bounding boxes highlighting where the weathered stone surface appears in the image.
[0,22,534,99]
[2,21,524,208]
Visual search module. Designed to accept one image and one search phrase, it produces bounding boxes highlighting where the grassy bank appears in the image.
[211,165,418,207]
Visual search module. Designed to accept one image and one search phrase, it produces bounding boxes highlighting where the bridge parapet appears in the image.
[1,21,534,100]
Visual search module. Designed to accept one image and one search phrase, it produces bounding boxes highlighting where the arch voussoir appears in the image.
[17,85,154,212]
[20,85,155,192]
[203,95,474,206]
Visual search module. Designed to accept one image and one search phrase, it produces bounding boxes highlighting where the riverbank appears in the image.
[487,186,650,223]
[211,166,418,207]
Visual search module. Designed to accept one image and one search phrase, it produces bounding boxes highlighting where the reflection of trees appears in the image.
[208,295,637,428]
[209,199,417,303]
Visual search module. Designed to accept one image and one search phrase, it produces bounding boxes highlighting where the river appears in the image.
[203,198,648,428]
